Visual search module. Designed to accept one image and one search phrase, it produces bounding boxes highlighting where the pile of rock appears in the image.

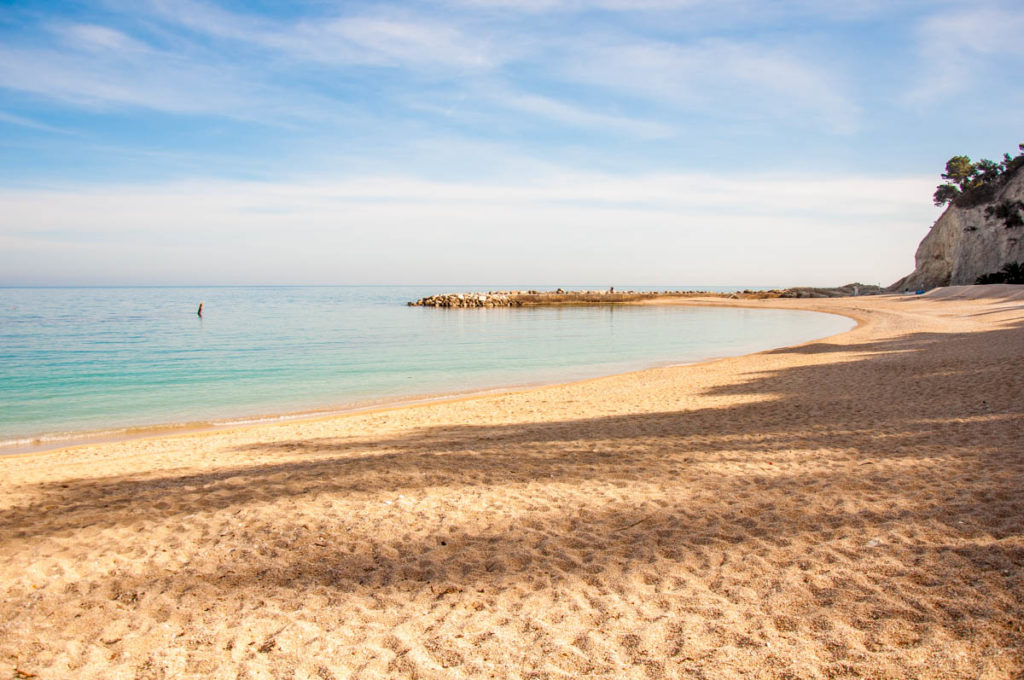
[408,289,646,307]
[408,291,529,307]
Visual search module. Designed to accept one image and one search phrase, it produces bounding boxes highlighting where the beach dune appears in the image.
[1,287,1022,679]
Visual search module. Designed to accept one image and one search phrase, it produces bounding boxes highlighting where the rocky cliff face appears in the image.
[890,168,1024,290]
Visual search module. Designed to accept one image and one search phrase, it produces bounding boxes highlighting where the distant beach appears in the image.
[1,286,1022,679]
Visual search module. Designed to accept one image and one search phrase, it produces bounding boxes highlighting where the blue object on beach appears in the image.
[916,289,925,295]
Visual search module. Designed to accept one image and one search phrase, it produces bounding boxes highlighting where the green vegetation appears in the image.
[984,200,1024,228]
[933,143,1024,208]
[975,262,1024,285]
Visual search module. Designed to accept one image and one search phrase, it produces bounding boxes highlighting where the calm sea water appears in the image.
[0,286,853,448]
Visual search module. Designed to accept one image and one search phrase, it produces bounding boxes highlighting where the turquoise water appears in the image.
[0,286,853,447]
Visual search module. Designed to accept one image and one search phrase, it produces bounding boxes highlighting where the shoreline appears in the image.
[0,299,858,458]
[3,286,1022,679]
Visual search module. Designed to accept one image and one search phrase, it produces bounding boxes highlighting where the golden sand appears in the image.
[1,286,1022,679]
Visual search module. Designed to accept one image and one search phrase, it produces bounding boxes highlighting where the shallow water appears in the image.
[0,286,853,447]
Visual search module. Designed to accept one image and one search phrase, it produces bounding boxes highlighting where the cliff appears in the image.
[890,166,1024,290]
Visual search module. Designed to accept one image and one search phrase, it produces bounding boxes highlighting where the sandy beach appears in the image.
[1,286,1022,679]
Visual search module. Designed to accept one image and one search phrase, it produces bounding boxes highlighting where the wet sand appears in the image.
[1,286,1022,679]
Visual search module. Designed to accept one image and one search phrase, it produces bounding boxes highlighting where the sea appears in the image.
[0,286,854,451]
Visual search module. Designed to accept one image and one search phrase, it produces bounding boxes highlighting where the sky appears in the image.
[1,0,1022,287]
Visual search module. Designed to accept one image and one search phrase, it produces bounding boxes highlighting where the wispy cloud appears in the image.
[308,16,496,69]
[108,2,690,138]
[52,23,151,53]
[445,0,933,20]
[906,5,1024,104]
[0,44,255,115]
[0,0,864,141]
[556,37,859,133]
[446,0,704,10]
[0,20,367,127]
[483,90,676,138]
[143,0,502,70]
[0,110,77,135]
[134,0,858,135]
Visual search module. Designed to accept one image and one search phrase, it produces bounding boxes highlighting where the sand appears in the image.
[1,286,1022,679]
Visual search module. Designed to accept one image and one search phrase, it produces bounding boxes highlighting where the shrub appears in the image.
[984,200,1024,228]
[975,262,1024,285]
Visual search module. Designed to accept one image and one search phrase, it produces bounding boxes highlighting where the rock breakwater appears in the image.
[409,285,882,307]
[408,289,659,308]
[409,291,522,308]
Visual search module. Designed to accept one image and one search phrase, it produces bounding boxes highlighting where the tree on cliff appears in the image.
[933,143,1024,207]
[942,156,975,184]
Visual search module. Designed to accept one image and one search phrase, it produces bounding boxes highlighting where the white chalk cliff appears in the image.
[891,168,1024,290]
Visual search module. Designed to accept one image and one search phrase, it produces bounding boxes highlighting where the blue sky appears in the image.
[1,0,1022,286]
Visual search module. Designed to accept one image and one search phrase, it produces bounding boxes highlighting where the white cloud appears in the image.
[486,90,675,138]
[0,0,863,138]
[143,0,501,70]
[54,23,151,53]
[0,45,256,114]
[0,29,361,126]
[310,17,494,69]
[906,5,1024,104]
[0,172,937,286]
[558,37,859,133]
[0,110,76,135]
[448,0,703,10]
[445,0,929,19]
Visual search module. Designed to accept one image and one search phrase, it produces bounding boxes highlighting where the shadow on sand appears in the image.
[3,313,1023,677]
[3,318,1020,554]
